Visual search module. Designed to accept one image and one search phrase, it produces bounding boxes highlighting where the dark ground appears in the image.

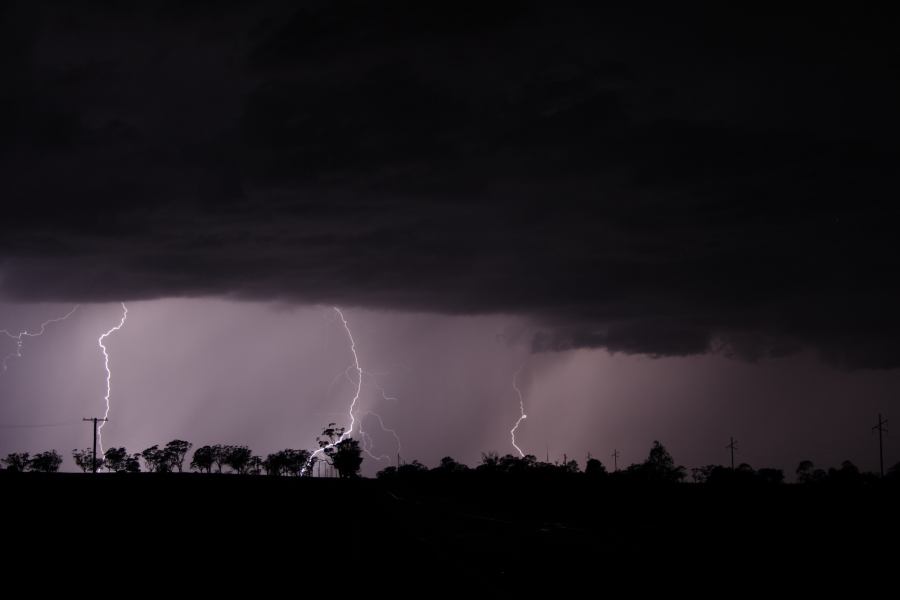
[2,472,897,592]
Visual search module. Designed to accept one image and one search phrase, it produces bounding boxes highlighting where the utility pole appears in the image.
[727,437,738,470]
[611,449,620,472]
[82,417,108,473]
[873,414,889,478]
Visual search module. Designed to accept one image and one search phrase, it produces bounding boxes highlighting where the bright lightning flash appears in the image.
[302,307,362,474]
[97,303,128,454]
[1,306,79,374]
[335,365,402,463]
[510,363,528,457]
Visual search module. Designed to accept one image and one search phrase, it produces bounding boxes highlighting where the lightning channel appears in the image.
[510,363,528,457]
[1,306,80,374]
[302,306,361,474]
[97,303,128,454]
[360,410,402,462]
[336,366,402,463]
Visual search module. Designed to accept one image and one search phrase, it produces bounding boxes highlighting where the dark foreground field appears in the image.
[2,472,897,591]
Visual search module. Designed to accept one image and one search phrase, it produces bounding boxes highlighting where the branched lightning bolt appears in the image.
[97,303,128,454]
[360,410,402,462]
[1,306,79,374]
[336,366,402,463]
[510,363,528,457]
[302,307,361,474]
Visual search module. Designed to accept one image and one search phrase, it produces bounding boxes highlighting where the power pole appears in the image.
[727,437,738,470]
[82,417,108,473]
[611,449,620,472]
[873,414,889,478]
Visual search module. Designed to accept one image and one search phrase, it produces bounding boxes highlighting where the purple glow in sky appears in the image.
[1,299,897,477]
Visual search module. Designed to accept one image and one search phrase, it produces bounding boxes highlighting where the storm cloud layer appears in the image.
[2,3,900,367]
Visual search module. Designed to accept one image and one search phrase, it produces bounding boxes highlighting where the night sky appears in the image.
[2,3,899,475]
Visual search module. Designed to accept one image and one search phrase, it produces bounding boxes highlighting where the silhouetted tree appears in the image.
[317,424,363,478]
[796,460,815,484]
[224,445,253,474]
[212,444,227,473]
[558,458,580,474]
[398,460,428,475]
[30,450,63,473]
[434,456,469,473]
[141,445,170,473]
[125,453,141,473]
[585,457,607,477]
[190,445,216,473]
[691,465,716,483]
[263,451,286,475]
[72,448,101,473]
[475,453,542,475]
[756,468,785,485]
[279,449,314,476]
[376,466,397,479]
[264,449,311,476]
[478,451,500,471]
[164,440,192,472]
[2,452,30,472]
[693,463,783,486]
[247,456,263,475]
[331,439,363,478]
[828,460,863,485]
[503,454,538,473]
[104,447,129,472]
[627,441,685,483]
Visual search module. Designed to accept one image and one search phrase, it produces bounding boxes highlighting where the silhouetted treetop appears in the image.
[29,451,62,473]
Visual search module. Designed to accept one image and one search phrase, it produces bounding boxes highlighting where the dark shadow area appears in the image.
[2,467,897,591]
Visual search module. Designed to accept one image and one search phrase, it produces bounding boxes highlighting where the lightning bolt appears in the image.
[359,410,403,463]
[510,363,528,457]
[334,365,402,463]
[1,306,80,374]
[302,307,362,475]
[97,303,128,454]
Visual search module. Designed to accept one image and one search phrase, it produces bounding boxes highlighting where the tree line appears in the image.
[1,423,365,477]
[3,436,899,485]
[376,440,900,487]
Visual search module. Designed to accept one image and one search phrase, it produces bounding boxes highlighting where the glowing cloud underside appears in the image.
[1,306,79,374]
[97,303,128,454]
[510,364,528,457]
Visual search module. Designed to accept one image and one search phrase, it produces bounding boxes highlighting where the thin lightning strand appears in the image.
[341,369,388,462]
[1,306,79,374]
[97,303,128,454]
[373,382,399,403]
[510,363,528,457]
[363,410,402,459]
[302,307,361,475]
[338,367,402,463]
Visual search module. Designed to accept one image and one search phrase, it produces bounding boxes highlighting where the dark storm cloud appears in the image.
[2,2,900,367]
